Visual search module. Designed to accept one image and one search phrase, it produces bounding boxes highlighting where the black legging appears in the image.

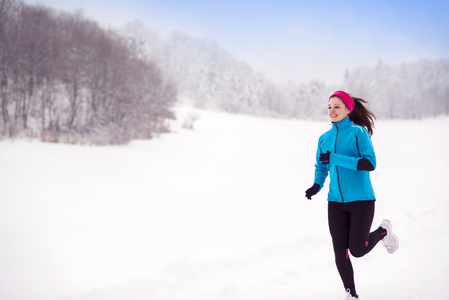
[328,200,385,296]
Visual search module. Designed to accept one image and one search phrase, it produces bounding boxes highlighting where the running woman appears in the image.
[305,91,399,299]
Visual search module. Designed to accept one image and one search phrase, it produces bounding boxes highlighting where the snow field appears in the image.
[0,107,448,300]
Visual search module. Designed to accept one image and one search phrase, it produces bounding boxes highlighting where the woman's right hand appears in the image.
[305,183,320,200]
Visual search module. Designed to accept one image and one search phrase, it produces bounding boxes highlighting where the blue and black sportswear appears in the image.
[313,116,376,203]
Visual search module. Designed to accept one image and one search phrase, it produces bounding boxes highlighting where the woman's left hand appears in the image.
[319,151,331,164]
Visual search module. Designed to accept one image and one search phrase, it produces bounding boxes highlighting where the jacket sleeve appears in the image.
[313,137,329,191]
[330,128,376,171]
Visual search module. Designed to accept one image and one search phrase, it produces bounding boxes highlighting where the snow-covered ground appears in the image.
[1,107,448,300]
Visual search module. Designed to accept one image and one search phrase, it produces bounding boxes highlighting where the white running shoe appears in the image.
[345,288,359,299]
[380,219,399,254]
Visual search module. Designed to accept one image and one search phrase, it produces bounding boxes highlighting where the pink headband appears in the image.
[329,91,355,113]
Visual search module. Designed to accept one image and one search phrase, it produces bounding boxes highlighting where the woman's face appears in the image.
[328,96,350,122]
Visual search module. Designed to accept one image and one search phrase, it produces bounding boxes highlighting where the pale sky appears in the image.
[27,0,449,84]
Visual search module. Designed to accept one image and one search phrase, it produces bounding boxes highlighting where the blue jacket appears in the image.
[314,116,376,203]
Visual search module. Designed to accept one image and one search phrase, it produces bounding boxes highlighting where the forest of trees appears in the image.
[1,0,448,144]
[126,21,449,121]
[343,59,449,119]
[0,0,176,144]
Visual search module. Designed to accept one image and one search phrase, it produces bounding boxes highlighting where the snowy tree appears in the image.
[0,0,176,144]
[344,59,449,119]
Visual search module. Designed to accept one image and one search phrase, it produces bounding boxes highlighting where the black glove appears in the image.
[319,151,331,164]
[305,183,320,200]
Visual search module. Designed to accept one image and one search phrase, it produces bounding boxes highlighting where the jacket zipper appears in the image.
[334,123,345,203]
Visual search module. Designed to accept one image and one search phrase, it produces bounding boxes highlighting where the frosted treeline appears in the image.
[127,21,449,121]
[0,0,176,144]
[125,22,333,120]
[344,60,449,119]
[1,0,448,144]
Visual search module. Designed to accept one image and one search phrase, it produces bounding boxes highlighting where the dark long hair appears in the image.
[349,96,376,135]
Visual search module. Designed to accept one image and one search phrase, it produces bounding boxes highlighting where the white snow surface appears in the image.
[1,106,448,300]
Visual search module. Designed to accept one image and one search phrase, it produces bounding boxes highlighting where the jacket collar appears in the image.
[332,116,351,129]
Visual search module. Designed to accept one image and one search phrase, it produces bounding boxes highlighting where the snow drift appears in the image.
[0,107,448,300]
